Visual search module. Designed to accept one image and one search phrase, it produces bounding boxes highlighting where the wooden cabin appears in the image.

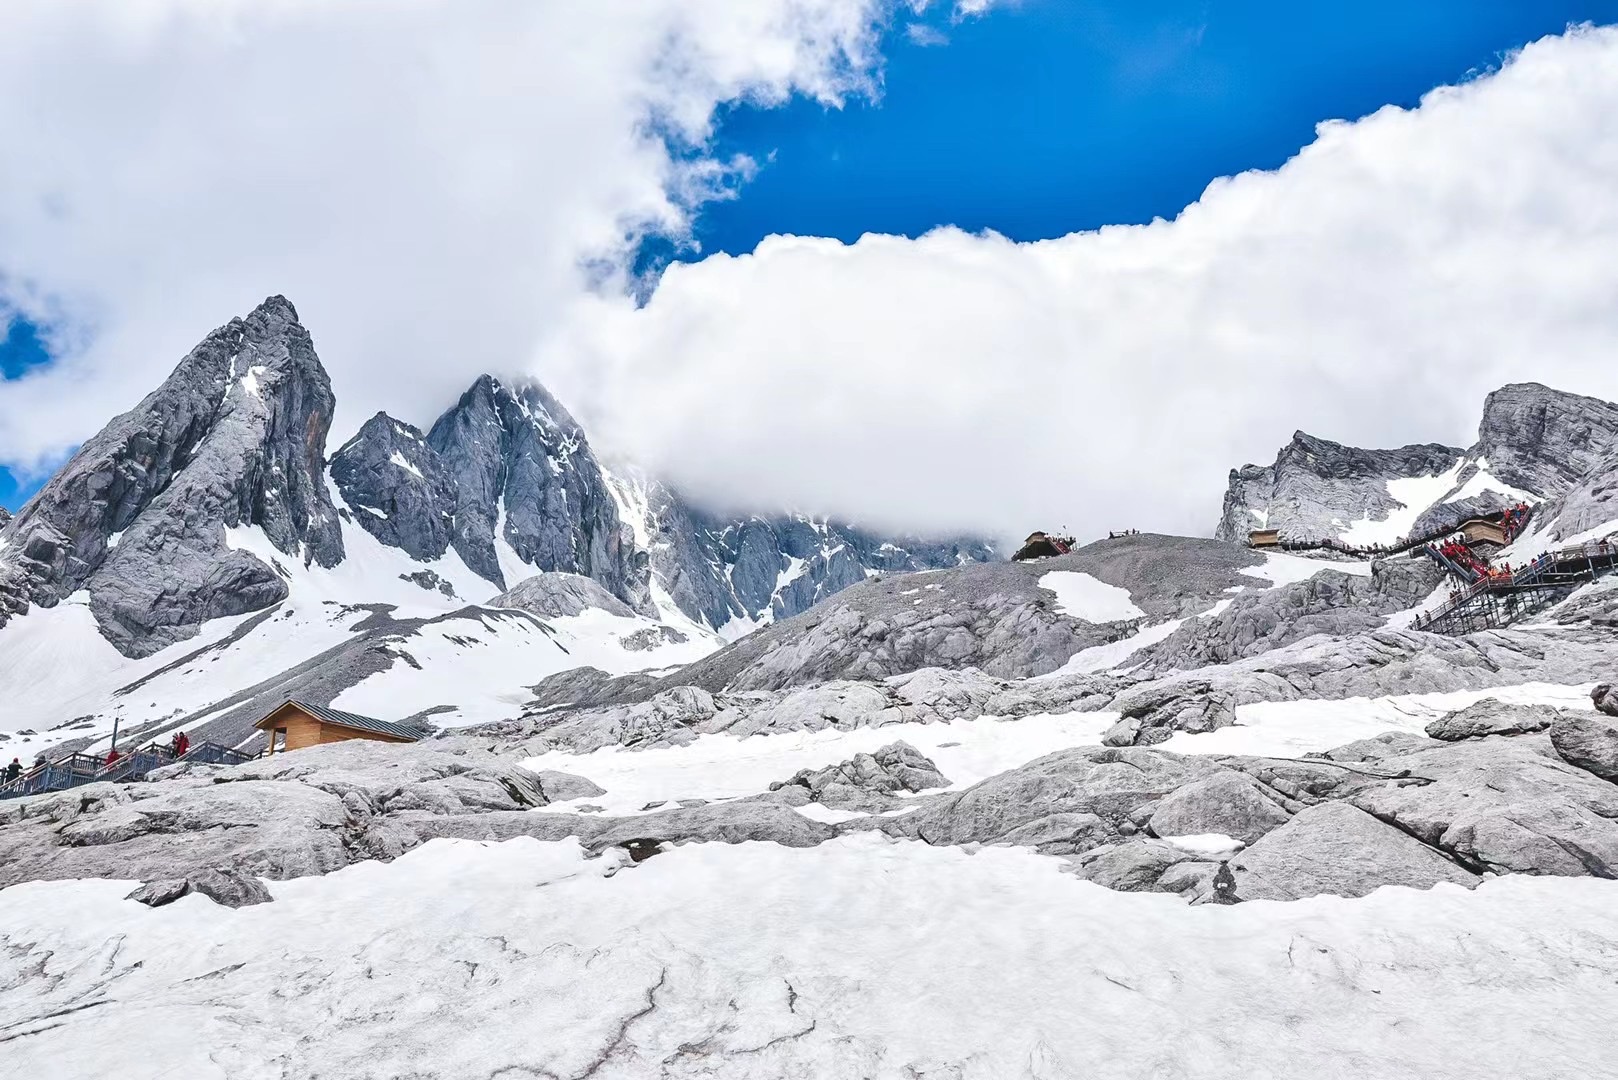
[1012,531,1074,561]
[1247,529,1281,549]
[1458,518,1509,547]
[254,700,424,755]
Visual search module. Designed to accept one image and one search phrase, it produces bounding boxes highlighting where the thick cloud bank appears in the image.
[546,24,1618,541]
[0,0,891,469]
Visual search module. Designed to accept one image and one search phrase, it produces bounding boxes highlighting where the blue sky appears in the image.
[6,0,1618,511]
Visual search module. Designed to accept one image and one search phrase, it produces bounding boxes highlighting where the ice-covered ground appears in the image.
[1239,550,1373,586]
[519,681,1597,819]
[2,833,1614,1079]
[525,710,1118,814]
[1037,570,1146,622]
[1163,681,1598,757]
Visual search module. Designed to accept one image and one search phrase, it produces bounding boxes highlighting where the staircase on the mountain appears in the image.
[1415,539,1618,635]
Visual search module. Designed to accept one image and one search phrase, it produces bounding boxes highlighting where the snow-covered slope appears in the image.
[0,297,987,760]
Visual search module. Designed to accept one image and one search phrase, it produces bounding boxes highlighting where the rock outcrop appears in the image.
[330,412,459,562]
[1215,431,1463,543]
[768,741,950,811]
[424,375,651,610]
[0,296,344,655]
[1424,699,1560,740]
[1215,383,1618,544]
[491,572,637,619]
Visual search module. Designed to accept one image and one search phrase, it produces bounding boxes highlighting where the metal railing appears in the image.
[1415,540,1618,635]
[0,739,257,801]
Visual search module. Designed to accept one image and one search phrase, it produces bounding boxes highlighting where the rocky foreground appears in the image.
[4,690,1615,909]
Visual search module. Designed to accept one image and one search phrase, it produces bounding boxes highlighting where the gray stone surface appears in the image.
[1549,711,1618,784]
[426,375,650,610]
[1595,683,1618,718]
[1348,735,1618,877]
[1138,561,1440,675]
[1215,431,1463,543]
[769,741,949,811]
[1425,699,1560,740]
[330,412,459,563]
[127,867,273,909]
[1216,382,1618,543]
[1146,772,1291,844]
[1228,802,1478,901]
[492,572,636,619]
[0,296,344,655]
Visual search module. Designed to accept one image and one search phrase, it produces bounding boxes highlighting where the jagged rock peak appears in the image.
[0,295,344,655]
[425,373,651,612]
[330,411,458,563]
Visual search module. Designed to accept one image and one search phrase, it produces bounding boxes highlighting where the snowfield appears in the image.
[524,709,1119,814]
[2,834,1615,1079]
[1037,570,1146,622]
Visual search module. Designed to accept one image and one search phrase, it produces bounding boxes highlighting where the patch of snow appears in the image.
[107,531,123,549]
[2,836,1616,1078]
[1162,682,1597,759]
[387,450,424,479]
[523,710,1116,814]
[491,496,532,589]
[1050,617,1187,675]
[1240,551,1373,588]
[1442,466,1536,506]
[1338,457,1466,547]
[1037,571,1145,623]
[1161,833,1244,858]
[790,803,870,824]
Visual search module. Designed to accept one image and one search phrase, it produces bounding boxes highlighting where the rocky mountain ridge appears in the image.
[0,297,990,661]
[1215,382,1618,545]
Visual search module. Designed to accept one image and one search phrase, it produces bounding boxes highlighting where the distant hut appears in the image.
[1247,529,1281,549]
[1012,531,1073,561]
[1458,518,1509,547]
[255,700,424,755]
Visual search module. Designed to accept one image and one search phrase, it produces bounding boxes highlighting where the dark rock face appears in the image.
[425,376,649,612]
[0,296,344,655]
[1214,431,1463,542]
[603,467,993,631]
[330,412,458,562]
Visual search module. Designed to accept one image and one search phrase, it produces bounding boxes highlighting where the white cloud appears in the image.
[538,24,1618,545]
[0,0,893,473]
[906,23,950,47]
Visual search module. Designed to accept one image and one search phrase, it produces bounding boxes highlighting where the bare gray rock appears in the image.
[127,867,273,909]
[880,746,1228,854]
[1425,699,1561,740]
[330,412,459,563]
[425,375,650,610]
[1349,736,1618,877]
[1146,772,1291,844]
[1216,431,1463,543]
[492,572,636,619]
[769,741,949,811]
[1229,802,1478,901]
[1549,711,1618,784]
[1595,683,1618,718]
[0,296,344,655]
